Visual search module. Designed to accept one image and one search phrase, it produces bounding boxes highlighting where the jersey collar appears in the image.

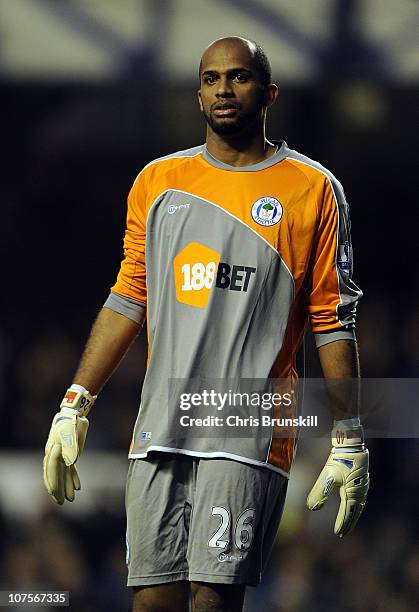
[202,140,288,172]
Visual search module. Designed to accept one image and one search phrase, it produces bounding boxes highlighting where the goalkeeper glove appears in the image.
[43,385,96,505]
[306,418,369,537]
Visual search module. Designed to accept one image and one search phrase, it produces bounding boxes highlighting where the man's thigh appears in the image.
[188,458,288,587]
[126,453,194,587]
[132,582,190,612]
[191,582,246,612]
[132,582,244,612]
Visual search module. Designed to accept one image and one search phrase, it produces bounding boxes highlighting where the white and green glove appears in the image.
[306,418,369,537]
[43,384,96,505]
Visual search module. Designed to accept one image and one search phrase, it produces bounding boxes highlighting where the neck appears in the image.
[205,126,277,167]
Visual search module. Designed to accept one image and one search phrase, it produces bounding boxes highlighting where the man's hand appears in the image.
[306,419,369,537]
[43,386,95,505]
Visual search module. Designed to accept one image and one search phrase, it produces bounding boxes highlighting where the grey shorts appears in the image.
[125,452,288,587]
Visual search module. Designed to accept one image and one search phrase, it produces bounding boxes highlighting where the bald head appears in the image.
[199,36,272,86]
[203,36,257,57]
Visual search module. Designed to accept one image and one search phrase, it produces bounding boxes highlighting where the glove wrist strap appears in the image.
[60,384,96,417]
[332,419,364,449]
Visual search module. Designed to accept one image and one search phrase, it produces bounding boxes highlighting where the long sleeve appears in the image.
[111,173,148,306]
[308,175,362,338]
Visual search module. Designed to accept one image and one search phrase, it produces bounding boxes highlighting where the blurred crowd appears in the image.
[0,505,131,612]
[1,81,418,610]
[249,512,419,611]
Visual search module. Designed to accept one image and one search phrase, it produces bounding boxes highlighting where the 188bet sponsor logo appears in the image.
[173,242,256,308]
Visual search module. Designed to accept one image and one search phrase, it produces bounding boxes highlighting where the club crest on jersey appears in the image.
[251,196,283,226]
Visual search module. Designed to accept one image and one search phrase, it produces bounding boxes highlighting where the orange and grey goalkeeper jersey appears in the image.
[106,141,362,477]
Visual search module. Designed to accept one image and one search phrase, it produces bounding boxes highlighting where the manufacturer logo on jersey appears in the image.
[251,196,282,226]
[141,431,152,440]
[168,203,190,214]
[218,552,243,563]
[173,242,257,308]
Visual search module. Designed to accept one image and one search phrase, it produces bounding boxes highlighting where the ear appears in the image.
[265,83,279,108]
[197,90,204,112]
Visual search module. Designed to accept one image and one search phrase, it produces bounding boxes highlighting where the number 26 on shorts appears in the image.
[208,506,255,551]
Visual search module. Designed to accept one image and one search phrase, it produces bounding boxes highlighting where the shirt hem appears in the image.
[128,445,290,479]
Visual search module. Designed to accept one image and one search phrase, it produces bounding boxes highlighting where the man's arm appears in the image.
[43,305,145,505]
[44,166,149,504]
[72,306,145,395]
[306,337,369,537]
[302,166,368,535]
[318,338,360,420]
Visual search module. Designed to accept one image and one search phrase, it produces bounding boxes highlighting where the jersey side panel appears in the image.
[267,292,309,472]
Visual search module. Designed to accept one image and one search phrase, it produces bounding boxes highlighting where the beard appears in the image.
[202,96,264,136]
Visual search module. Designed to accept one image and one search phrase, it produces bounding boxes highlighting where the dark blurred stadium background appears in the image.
[1,1,418,610]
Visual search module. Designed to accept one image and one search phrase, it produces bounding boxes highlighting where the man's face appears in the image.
[198,42,268,136]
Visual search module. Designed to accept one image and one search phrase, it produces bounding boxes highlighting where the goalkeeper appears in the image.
[43,35,369,612]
